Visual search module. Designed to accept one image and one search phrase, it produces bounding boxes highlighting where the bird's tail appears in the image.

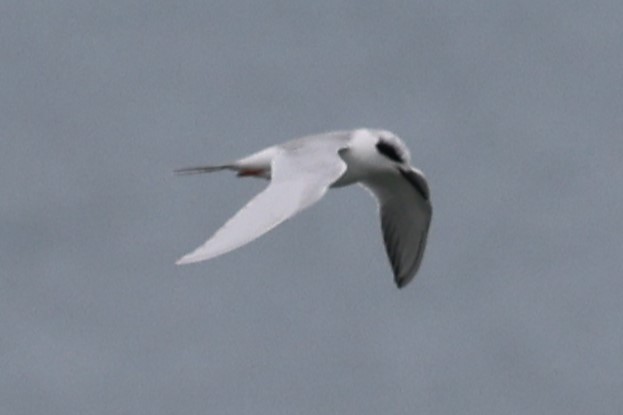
[174,164,233,175]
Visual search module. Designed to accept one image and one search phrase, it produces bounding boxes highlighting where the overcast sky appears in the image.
[2,1,622,414]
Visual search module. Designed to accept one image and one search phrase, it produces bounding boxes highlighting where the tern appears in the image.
[176,128,432,288]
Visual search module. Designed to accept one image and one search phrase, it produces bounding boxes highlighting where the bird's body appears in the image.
[176,128,432,288]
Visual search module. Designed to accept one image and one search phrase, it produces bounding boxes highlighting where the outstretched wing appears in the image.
[176,139,349,265]
[364,167,432,288]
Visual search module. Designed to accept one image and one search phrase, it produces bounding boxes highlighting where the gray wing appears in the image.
[176,139,349,265]
[363,167,432,288]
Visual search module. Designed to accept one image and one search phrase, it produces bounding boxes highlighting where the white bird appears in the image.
[176,128,432,288]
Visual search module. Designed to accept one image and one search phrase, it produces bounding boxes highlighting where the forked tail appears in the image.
[174,165,232,175]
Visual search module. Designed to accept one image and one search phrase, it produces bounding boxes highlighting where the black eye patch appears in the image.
[376,140,404,163]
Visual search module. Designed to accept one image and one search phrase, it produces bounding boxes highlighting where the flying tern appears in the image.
[176,128,432,288]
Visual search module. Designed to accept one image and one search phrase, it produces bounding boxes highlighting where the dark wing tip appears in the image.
[395,276,408,289]
[394,270,417,289]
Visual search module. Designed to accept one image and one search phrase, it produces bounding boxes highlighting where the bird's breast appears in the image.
[332,147,383,188]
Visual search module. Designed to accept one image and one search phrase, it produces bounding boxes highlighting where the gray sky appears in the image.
[2,1,622,414]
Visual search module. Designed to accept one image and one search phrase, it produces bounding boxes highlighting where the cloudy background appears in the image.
[2,1,622,414]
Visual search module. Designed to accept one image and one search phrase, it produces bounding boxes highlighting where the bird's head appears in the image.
[350,128,412,170]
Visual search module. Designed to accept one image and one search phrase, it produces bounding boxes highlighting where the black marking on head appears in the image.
[376,139,404,163]
[399,168,430,201]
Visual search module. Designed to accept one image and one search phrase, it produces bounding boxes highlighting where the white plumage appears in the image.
[176,128,432,288]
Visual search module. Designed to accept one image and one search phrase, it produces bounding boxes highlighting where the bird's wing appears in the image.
[176,139,349,265]
[363,167,432,288]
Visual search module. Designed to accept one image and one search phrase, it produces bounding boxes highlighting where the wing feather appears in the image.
[364,168,432,288]
[176,139,349,265]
